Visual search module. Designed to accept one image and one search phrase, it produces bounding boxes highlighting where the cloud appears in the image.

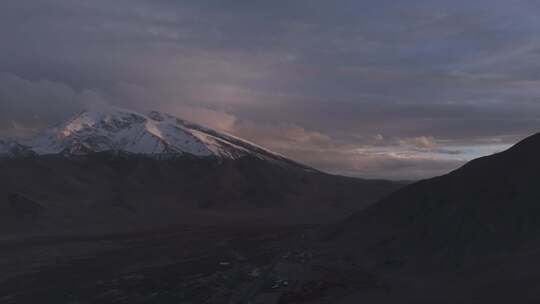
[172,106,239,132]
[0,0,539,178]
[399,136,437,150]
[0,73,102,136]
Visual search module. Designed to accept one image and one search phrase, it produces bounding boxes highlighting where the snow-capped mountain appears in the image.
[0,139,33,157]
[0,107,405,238]
[0,139,14,156]
[0,139,11,155]
[6,107,299,165]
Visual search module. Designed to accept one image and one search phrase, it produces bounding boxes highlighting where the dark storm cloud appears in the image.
[1,0,540,178]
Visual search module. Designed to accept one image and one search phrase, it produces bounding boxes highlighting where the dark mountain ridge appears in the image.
[334,133,540,268]
[308,133,540,302]
[0,152,402,236]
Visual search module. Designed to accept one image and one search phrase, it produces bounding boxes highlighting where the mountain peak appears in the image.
[59,107,146,137]
[3,107,297,166]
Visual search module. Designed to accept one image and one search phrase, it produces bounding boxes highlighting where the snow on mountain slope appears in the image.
[0,139,32,157]
[0,140,10,155]
[10,107,301,166]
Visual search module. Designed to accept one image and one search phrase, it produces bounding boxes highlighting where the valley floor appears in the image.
[3,224,540,304]
[0,224,310,304]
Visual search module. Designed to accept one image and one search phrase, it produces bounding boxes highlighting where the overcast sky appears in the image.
[2,0,540,179]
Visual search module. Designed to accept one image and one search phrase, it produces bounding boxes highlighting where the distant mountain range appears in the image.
[0,108,403,235]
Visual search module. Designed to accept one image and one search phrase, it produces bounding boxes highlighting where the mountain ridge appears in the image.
[0,107,308,170]
[328,131,540,274]
[0,107,404,236]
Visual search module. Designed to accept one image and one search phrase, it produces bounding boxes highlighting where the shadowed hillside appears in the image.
[293,132,540,303]
[0,153,402,235]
